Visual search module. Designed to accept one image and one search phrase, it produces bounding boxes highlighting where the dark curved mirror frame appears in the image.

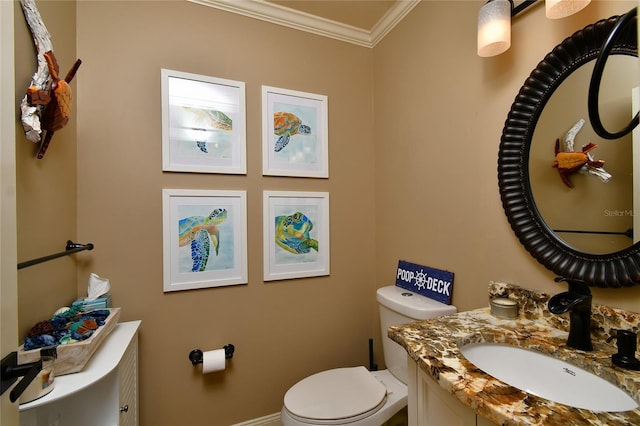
[498,13,639,288]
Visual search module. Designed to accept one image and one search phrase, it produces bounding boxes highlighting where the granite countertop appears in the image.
[388,282,640,425]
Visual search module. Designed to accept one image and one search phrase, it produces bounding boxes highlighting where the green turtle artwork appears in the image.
[274,211,318,254]
[178,208,227,272]
[182,107,233,153]
[273,112,311,152]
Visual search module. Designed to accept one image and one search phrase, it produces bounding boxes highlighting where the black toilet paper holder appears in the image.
[189,344,235,365]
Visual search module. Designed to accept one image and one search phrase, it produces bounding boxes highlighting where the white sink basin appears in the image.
[459,342,638,412]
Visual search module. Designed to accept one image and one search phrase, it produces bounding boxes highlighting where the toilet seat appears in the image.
[283,366,387,424]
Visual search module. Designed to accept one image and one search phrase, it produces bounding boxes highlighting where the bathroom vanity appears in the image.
[19,320,141,426]
[406,360,494,426]
[389,283,640,425]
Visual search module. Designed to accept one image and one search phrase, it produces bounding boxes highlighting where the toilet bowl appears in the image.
[281,285,457,425]
[281,367,406,426]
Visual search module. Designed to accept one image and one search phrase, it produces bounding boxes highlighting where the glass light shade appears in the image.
[545,0,591,19]
[477,0,511,57]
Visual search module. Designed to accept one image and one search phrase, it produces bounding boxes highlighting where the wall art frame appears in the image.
[262,86,328,178]
[263,191,330,281]
[163,189,247,292]
[161,68,246,174]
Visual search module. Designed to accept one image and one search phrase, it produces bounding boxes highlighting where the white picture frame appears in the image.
[262,86,328,178]
[163,189,247,292]
[161,69,246,174]
[263,191,330,281]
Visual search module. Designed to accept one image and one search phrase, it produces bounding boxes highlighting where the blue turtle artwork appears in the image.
[273,111,311,152]
[182,106,233,153]
[178,208,227,272]
[274,211,318,254]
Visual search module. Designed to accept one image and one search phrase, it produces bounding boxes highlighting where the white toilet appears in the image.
[281,285,457,425]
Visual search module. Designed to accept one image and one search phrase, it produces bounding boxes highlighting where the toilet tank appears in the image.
[376,285,457,384]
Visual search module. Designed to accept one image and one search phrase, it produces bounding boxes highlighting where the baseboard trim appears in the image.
[231,412,281,426]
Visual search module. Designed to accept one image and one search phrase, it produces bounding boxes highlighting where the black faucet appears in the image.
[548,277,593,351]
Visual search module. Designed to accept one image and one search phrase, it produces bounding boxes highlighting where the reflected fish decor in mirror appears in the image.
[498,11,640,288]
[551,118,609,189]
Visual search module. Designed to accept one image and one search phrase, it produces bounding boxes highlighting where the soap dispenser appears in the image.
[606,329,640,371]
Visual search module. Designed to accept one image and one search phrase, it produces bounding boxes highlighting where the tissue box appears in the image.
[72,293,112,311]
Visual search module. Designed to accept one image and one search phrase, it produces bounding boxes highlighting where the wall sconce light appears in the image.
[477,0,591,57]
[545,0,591,19]
[477,0,512,57]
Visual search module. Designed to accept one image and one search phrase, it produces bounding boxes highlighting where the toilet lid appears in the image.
[284,366,387,421]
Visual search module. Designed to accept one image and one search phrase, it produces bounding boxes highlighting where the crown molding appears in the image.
[188,0,420,48]
[369,0,420,46]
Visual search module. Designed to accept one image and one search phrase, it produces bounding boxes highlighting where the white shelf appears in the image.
[19,320,141,411]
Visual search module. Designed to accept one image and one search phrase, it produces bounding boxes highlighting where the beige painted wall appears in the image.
[373,0,640,314]
[75,1,376,424]
[11,1,640,425]
[14,0,78,339]
[2,0,19,423]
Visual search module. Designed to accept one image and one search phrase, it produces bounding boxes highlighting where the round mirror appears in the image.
[498,13,640,288]
[530,55,636,255]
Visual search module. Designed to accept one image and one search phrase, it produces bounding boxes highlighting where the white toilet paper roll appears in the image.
[202,349,226,374]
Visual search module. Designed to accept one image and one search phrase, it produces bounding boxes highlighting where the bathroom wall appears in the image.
[14,0,78,339]
[373,0,640,314]
[75,1,376,424]
[10,1,640,425]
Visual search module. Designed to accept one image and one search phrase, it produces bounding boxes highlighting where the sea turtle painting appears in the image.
[178,208,227,272]
[274,211,318,254]
[273,112,311,152]
[182,107,233,153]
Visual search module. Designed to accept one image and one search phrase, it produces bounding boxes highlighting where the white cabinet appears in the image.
[19,321,141,426]
[407,357,495,426]
[118,331,138,426]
